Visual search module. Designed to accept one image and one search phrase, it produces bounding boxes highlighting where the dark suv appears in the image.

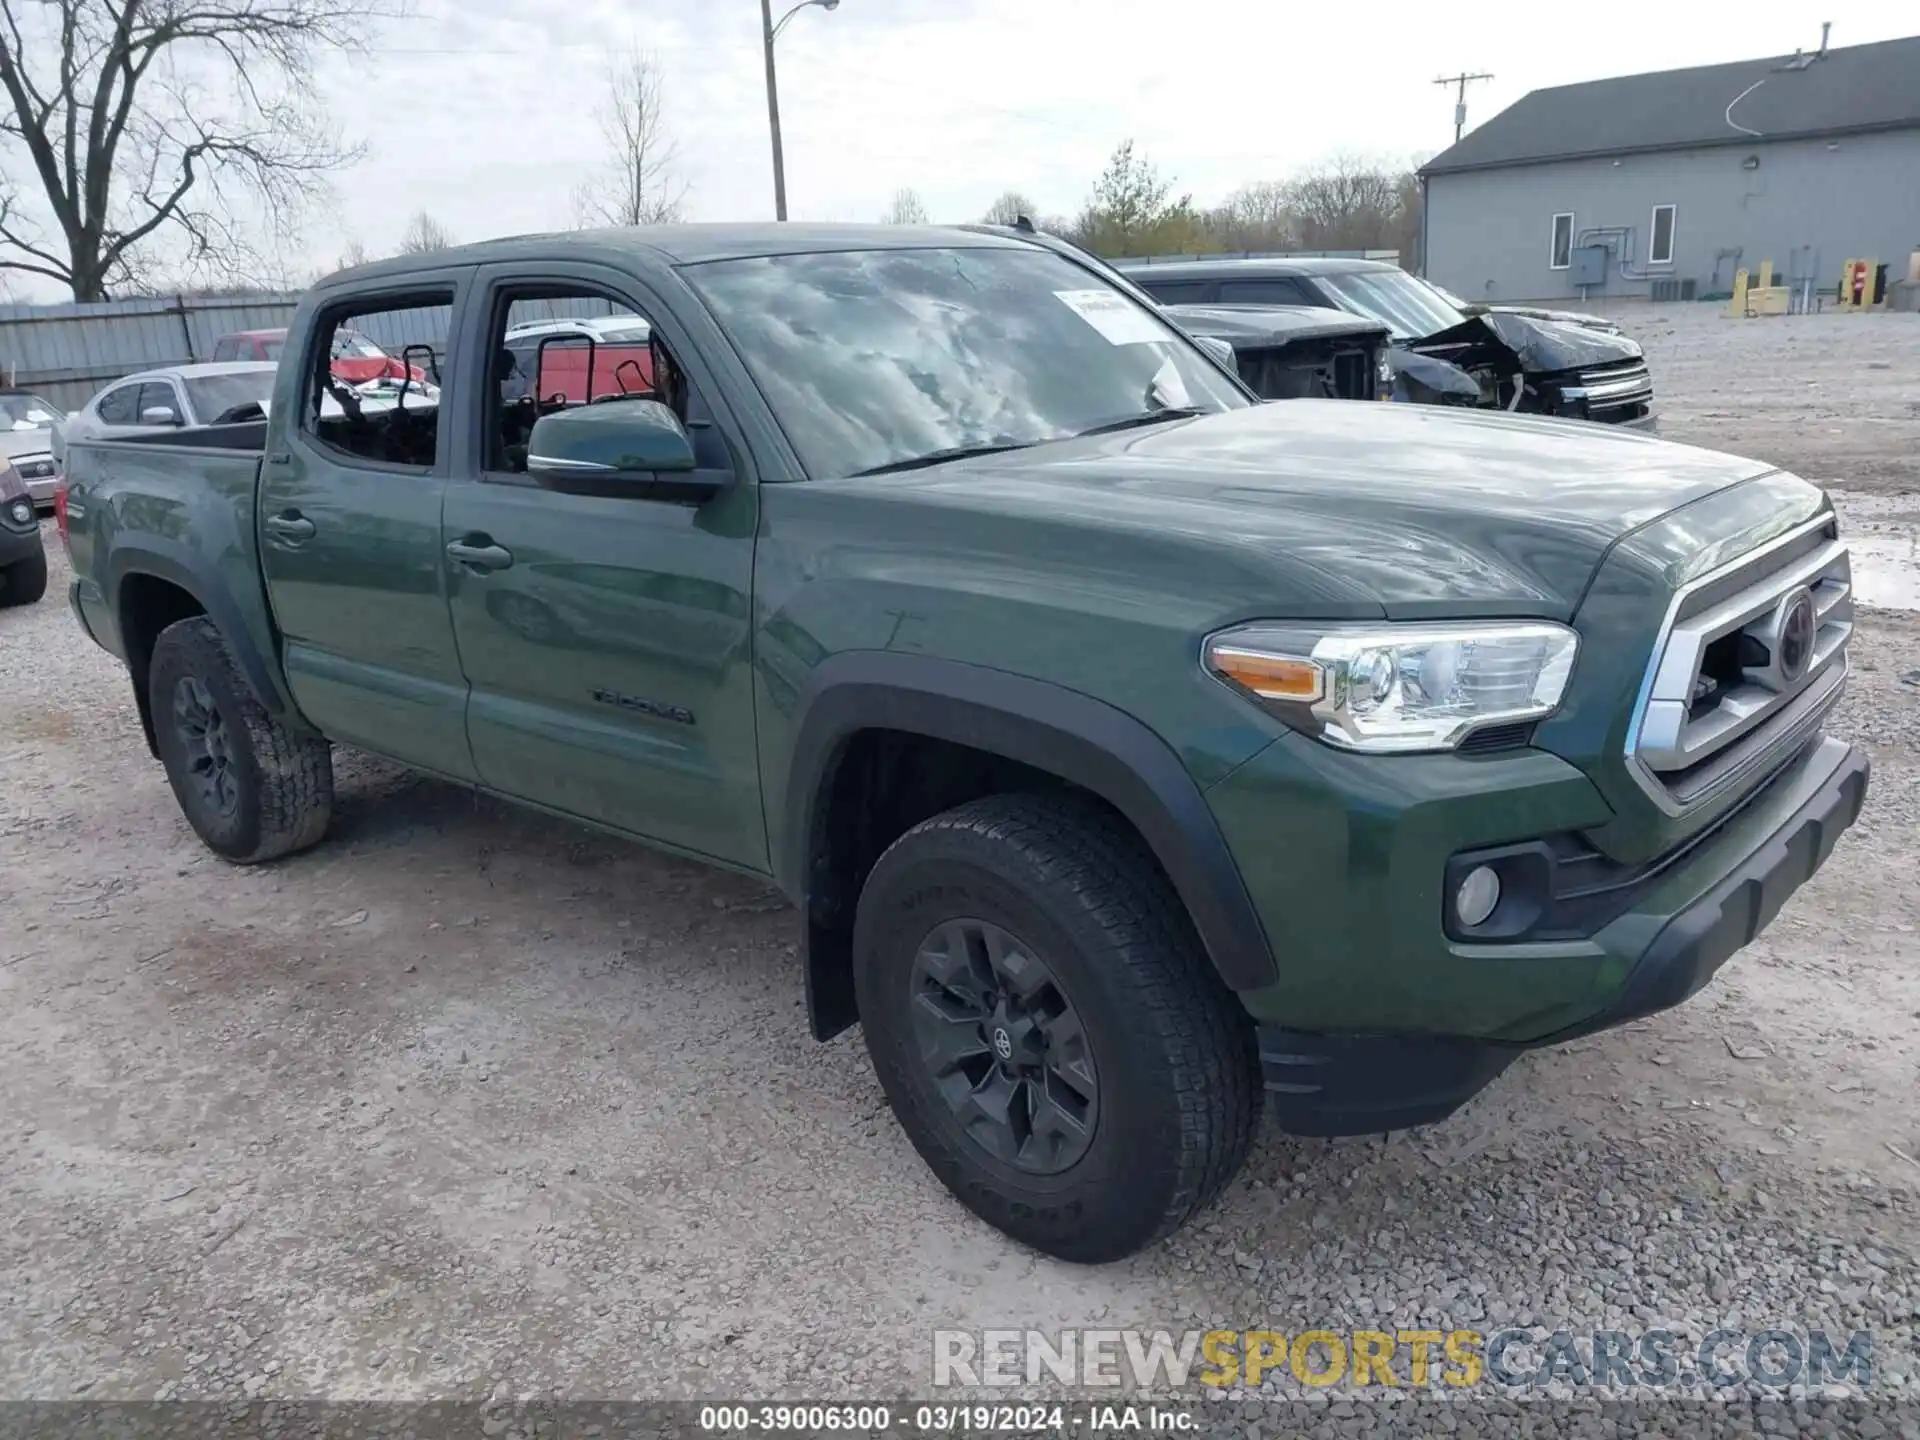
[1120,257,1656,428]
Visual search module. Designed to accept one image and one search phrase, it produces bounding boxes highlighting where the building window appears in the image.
[1550,213,1575,270]
[1649,204,1676,266]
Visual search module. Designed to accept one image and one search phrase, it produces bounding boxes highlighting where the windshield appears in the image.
[595,325,652,344]
[185,371,276,424]
[685,246,1246,479]
[333,332,387,359]
[1315,270,1466,341]
[0,393,61,429]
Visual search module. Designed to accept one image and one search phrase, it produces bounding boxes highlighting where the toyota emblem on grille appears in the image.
[1774,587,1816,683]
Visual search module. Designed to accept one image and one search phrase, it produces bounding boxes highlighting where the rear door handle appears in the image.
[446,538,514,572]
[265,512,316,543]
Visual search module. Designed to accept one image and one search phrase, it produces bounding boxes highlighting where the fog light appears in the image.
[8,500,31,524]
[1455,865,1501,927]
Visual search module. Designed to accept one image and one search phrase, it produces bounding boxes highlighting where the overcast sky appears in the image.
[8,2,1919,294]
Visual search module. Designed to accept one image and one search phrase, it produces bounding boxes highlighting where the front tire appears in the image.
[1,548,47,606]
[149,616,334,863]
[853,793,1260,1262]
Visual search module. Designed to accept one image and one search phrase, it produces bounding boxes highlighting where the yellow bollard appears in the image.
[1758,259,1773,289]
[1730,268,1749,317]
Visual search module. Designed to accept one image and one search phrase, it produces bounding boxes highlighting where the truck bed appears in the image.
[63,427,275,688]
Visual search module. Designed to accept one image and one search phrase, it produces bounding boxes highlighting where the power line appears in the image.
[1433,70,1493,144]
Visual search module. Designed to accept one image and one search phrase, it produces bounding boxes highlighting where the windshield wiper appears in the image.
[1071,406,1207,439]
[850,440,1037,477]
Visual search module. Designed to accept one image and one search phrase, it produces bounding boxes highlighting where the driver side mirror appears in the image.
[141,405,181,426]
[1191,334,1239,372]
[526,398,720,501]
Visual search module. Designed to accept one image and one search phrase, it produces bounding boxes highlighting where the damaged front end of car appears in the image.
[1391,311,1656,430]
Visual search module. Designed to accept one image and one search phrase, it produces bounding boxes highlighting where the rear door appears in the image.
[439,261,766,869]
[257,276,478,779]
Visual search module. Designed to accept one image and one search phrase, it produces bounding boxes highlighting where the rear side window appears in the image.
[95,385,139,424]
[1219,278,1316,306]
[211,338,239,362]
[301,293,452,468]
[1136,278,1212,304]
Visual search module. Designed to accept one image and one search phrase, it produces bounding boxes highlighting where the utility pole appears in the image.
[761,0,788,221]
[1434,71,1494,143]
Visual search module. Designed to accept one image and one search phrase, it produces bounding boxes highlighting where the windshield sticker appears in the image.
[1053,289,1167,346]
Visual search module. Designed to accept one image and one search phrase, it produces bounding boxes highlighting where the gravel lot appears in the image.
[2,302,1917,1425]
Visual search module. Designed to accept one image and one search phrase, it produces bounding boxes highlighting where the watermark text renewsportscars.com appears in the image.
[933,1327,1875,1392]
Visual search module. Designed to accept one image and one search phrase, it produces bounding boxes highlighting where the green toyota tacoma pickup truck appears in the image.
[59,224,1868,1263]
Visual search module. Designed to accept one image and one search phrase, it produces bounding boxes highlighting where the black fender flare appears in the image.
[107,538,298,750]
[780,652,1278,1037]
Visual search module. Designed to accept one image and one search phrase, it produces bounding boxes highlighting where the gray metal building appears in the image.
[1419,32,1920,305]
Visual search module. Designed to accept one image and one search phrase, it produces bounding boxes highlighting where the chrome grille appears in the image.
[1562,361,1653,423]
[1625,515,1851,816]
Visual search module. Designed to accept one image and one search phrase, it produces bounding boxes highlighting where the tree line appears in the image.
[887,141,1425,267]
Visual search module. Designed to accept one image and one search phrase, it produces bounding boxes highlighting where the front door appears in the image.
[258,280,478,780]
[440,265,765,869]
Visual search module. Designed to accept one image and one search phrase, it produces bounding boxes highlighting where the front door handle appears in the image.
[265,512,316,543]
[446,538,514,572]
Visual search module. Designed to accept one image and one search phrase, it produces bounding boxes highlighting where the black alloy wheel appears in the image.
[908,918,1099,1174]
[172,674,241,820]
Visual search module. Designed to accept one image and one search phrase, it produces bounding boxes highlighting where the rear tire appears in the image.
[1,548,47,606]
[853,792,1260,1262]
[149,616,333,863]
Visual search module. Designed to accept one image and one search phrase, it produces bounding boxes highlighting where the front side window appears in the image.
[304,297,450,467]
[186,371,276,425]
[135,382,181,422]
[490,293,670,473]
[1649,205,1676,266]
[1550,213,1574,270]
[684,246,1246,479]
[1311,270,1466,341]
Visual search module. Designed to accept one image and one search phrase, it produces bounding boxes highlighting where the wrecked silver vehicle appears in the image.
[1162,304,1389,401]
[1120,257,1655,430]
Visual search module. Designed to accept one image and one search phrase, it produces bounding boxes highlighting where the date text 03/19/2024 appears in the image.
[696,1403,1196,1432]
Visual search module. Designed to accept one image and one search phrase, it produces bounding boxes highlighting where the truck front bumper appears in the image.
[1209,733,1868,1137]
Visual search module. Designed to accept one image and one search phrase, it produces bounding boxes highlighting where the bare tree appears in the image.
[396,211,453,254]
[1208,180,1295,251]
[0,0,407,301]
[1282,154,1404,250]
[573,47,686,228]
[980,190,1038,226]
[881,187,929,225]
[335,237,374,270]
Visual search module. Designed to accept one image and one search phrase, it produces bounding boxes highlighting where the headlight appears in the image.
[1205,620,1579,753]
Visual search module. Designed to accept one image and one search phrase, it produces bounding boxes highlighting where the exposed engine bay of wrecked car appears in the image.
[1389,310,1654,427]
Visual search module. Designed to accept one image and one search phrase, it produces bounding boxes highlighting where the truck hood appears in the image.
[1409,310,1642,376]
[0,426,55,461]
[856,400,1776,619]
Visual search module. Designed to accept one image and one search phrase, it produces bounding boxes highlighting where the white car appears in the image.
[57,362,281,457]
[0,388,66,508]
[504,314,652,345]
[56,363,436,462]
